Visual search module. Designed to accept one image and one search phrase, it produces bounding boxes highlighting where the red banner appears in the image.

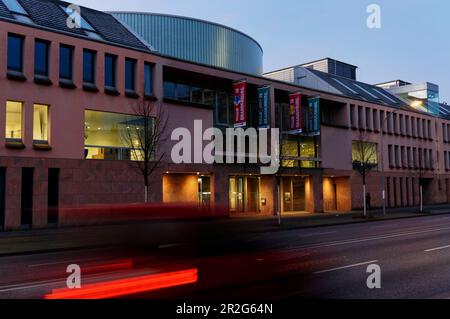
[289,93,302,134]
[234,81,247,128]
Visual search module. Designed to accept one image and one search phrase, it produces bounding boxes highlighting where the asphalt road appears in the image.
[2,214,450,299]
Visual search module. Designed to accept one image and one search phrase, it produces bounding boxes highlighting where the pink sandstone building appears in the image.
[0,0,450,231]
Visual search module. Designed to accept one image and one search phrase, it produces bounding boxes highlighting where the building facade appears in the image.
[0,0,450,231]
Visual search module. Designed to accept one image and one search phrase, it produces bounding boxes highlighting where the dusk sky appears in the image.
[73,0,450,102]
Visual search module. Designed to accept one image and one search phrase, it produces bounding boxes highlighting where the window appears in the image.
[350,105,355,127]
[443,124,447,143]
[388,145,393,167]
[372,109,378,131]
[352,141,378,167]
[60,5,102,40]
[405,116,410,136]
[422,119,427,139]
[33,104,49,144]
[5,101,23,142]
[83,50,96,84]
[358,106,363,128]
[407,147,411,168]
[84,110,151,161]
[399,115,404,135]
[394,145,399,167]
[379,110,384,132]
[401,146,405,168]
[386,112,391,133]
[125,58,136,92]
[144,63,153,96]
[59,45,73,80]
[428,120,432,139]
[104,54,117,88]
[365,108,371,130]
[7,34,24,72]
[412,148,417,168]
[34,40,50,77]
[393,113,398,134]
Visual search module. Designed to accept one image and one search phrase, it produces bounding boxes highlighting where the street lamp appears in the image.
[379,108,400,216]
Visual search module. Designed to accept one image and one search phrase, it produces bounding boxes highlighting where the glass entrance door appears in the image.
[229,176,260,213]
[282,176,306,213]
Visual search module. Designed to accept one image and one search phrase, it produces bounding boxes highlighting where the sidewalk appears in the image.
[1,204,450,256]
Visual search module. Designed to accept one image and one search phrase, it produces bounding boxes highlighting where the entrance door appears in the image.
[282,177,306,213]
[229,176,259,214]
[246,177,260,213]
[198,176,211,210]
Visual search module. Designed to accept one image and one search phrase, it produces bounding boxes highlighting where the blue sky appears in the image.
[74,0,450,102]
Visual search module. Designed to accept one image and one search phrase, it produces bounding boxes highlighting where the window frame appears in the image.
[104,54,117,89]
[125,58,137,92]
[7,33,24,73]
[34,39,50,77]
[59,44,74,81]
[83,49,96,84]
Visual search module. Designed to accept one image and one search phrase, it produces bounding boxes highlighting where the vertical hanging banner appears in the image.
[307,96,321,135]
[289,93,303,134]
[257,86,271,129]
[234,81,247,128]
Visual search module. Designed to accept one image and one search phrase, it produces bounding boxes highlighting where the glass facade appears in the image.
[281,136,320,168]
[229,176,260,213]
[5,101,23,142]
[83,50,96,84]
[33,104,49,144]
[84,110,147,161]
[7,34,23,72]
[104,54,117,88]
[163,81,232,126]
[34,40,50,76]
[59,45,73,80]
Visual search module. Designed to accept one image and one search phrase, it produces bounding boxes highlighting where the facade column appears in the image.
[313,174,324,213]
[4,167,21,231]
[213,168,229,216]
[32,165,48,229]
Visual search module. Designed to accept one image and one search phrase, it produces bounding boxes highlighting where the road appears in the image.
[2,214,450,299]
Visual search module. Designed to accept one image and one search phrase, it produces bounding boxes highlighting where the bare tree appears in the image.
[121,99,168,203]
[352,131,378,217]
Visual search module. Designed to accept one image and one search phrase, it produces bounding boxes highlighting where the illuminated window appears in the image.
[352,141,378,167]
[84,110,151,161]
[33,104,49,144]
[5,101,23,141]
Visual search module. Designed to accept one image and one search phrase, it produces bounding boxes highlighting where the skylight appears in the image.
[353,83,381,100]
[60,5,96,32]
[2,0,27,15]
[332,78,360,96]
[374,88,399,104]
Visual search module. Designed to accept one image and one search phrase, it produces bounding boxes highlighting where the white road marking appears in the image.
[158,243,183,249]
[425,245,450,252]
[300,226,450,250]
[313,260,379,275]
[299,231,337,238]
